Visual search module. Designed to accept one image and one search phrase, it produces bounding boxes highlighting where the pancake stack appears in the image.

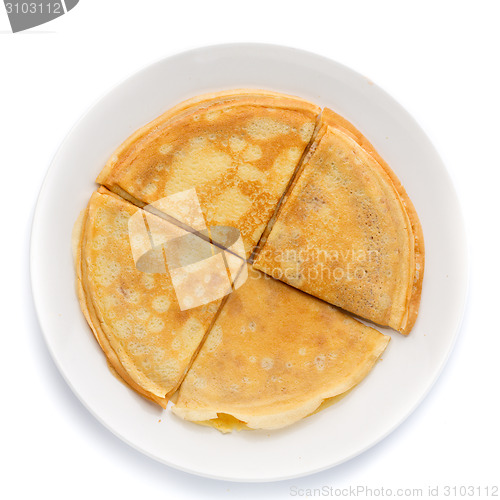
[75,90,424,431]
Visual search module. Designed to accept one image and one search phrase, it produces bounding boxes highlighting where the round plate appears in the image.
[31,43,468,482]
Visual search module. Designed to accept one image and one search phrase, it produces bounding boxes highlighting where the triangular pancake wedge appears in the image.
[253,109,424,334]
[97,90,321,255]
[172,268,390,431]
[76,188,227,408]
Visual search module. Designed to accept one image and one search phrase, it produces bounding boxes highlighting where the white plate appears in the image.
[30,43,468,482]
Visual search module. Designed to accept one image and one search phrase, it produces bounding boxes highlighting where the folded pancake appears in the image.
[253,109,424,334]
[172,268,390,431]
[76,188,224,407]
[97,90,321,255]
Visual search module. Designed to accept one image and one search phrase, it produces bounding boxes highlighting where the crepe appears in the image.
[97,90,321,255]
[76,187,225,407]
[74,90,425,429]
[253,109,424,333]
[172,267,390,431]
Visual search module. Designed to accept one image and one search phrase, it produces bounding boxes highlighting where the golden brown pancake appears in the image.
[76,188,224,407]
[253,109,424,333]
[321,109,424,332]
[97,90,321,255]
[74,91,425,428]
[172,267,390,430]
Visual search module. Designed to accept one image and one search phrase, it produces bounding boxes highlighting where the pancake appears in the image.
[97,90,321,255]
[253,109,424,333]
[321,108,424,332]
[74,90,425,430]
[76,188,225,407]
[172,267,390,430]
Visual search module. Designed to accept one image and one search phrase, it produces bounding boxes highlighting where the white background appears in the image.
[1,1,499,498]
